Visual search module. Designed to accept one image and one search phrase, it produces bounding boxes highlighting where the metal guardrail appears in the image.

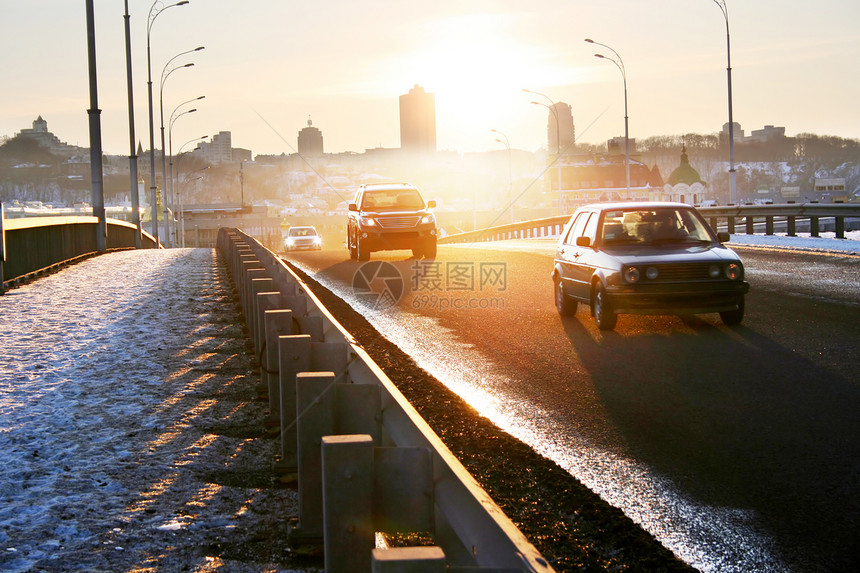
[437,203,860,245]
[218,227,553,572]
[0,212,158,292]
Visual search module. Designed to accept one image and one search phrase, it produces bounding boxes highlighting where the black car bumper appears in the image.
[607,281,750,315]
[359,228,436,251]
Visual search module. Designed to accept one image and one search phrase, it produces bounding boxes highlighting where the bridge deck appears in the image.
[0,249,307,570]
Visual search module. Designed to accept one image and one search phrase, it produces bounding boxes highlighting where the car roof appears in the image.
[359,182,417,191]
[577,201,694,213]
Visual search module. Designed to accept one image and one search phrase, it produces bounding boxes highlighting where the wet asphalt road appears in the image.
[284,241,860,572]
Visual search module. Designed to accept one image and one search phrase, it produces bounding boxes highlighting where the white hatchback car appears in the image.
[284,226,322,251]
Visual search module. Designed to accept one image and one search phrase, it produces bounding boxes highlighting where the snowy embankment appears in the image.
[0,249,312,572]
[727,230,860,253]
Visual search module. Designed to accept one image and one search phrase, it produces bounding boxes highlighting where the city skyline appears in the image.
[1,1,858,158]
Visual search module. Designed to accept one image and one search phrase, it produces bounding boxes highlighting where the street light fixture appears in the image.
[711,0,737,205]
[167,106,199,247]
[123,0,141,248]
[527,96,565,215]
[490,129,514,224]
[166,93,204,247]
[146,0,190,245]
[159,47,203,247]
[175,140,208,247]
[585,38,631,200]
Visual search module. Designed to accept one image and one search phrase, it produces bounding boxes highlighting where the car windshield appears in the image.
[600,208,716,245]
[362,189,424,210]
[289,228,316,237]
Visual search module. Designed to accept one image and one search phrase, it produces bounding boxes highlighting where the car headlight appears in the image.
[645,266,659,280]
[623,266,641,283]
[286,238,295,246]
[312,236,322,245]
[725,263,743,280]
[709,264,722,278]
[420,213,435,225]
[360,216,377,227]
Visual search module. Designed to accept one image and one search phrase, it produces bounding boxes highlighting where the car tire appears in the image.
[555,277,577,316]
[719,298,745,326]
[423,240,437,259]
[357,237,370,261]
[348,232,357,260]
[592,282,617,331]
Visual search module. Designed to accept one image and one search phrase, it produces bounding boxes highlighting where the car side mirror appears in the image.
[576,236,591,248]
[348,203,358,211]
[717,231,730,243]
[427,199,436,208]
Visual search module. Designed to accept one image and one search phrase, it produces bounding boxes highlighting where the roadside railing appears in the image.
[217,227,553,573]
[437,203,860,245]
[0,211,157,292]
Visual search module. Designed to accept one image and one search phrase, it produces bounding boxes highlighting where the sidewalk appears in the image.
[0,249,320,572]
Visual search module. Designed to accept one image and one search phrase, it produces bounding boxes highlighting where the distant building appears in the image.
[747,125,786,143]
[399,84,436,154]
[663,146,708,205]
[193,131,235,164]
[550,152,663,212]
[545,102,575,155]
[721,122,786,145]
[297,117,324,157]
[16,116,84,157]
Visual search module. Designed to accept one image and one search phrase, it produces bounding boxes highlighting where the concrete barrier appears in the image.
[217,227,553,572]
[0,212,158,290]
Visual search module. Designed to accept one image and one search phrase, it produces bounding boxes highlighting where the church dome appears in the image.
[667,146,704,186]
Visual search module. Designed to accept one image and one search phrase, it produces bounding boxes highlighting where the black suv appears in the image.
[347,183,437,260]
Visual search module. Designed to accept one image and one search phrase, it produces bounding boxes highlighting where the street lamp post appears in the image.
[123,0,141,248]
[712,0,737,205]
[169,96,204,246]
[526,93,564,215]
[490,129,513,224]
[585,38,631,200]
[174,138,207,247]
[146,0,189,245]
[160,47,203,247]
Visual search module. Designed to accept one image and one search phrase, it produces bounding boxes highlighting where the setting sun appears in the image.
[379,13,577,150]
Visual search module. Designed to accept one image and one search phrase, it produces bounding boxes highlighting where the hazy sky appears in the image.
[1,0,858,157]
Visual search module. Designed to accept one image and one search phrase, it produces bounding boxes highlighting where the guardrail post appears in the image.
[290,371,337,547]
[745,215,755,235]
[264,308,295,422]
[836,216,845,239]
[371,547,446,572]
[374,446,434,535]
[810,216,820,237]
[322,434,375,573]
[727,215,735,234]
[765,216,774,235]
[249,277,276,352]
[787,215,797,236]
[276,334,312,472]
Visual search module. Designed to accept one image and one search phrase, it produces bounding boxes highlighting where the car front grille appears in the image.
[377,215,421,229]
[648,263,715,281]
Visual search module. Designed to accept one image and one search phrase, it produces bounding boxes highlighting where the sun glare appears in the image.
[382,13,575,149]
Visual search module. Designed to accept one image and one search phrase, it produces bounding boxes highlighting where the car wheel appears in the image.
[719,298,745,326]
[348,233,357,260]
[554,277,577,316]
[357,237,370,261]
[423,240,437,259]
[592,282,617,331]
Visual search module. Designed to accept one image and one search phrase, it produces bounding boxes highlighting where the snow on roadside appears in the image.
[0,249,312,572]
[727,230,860,253]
